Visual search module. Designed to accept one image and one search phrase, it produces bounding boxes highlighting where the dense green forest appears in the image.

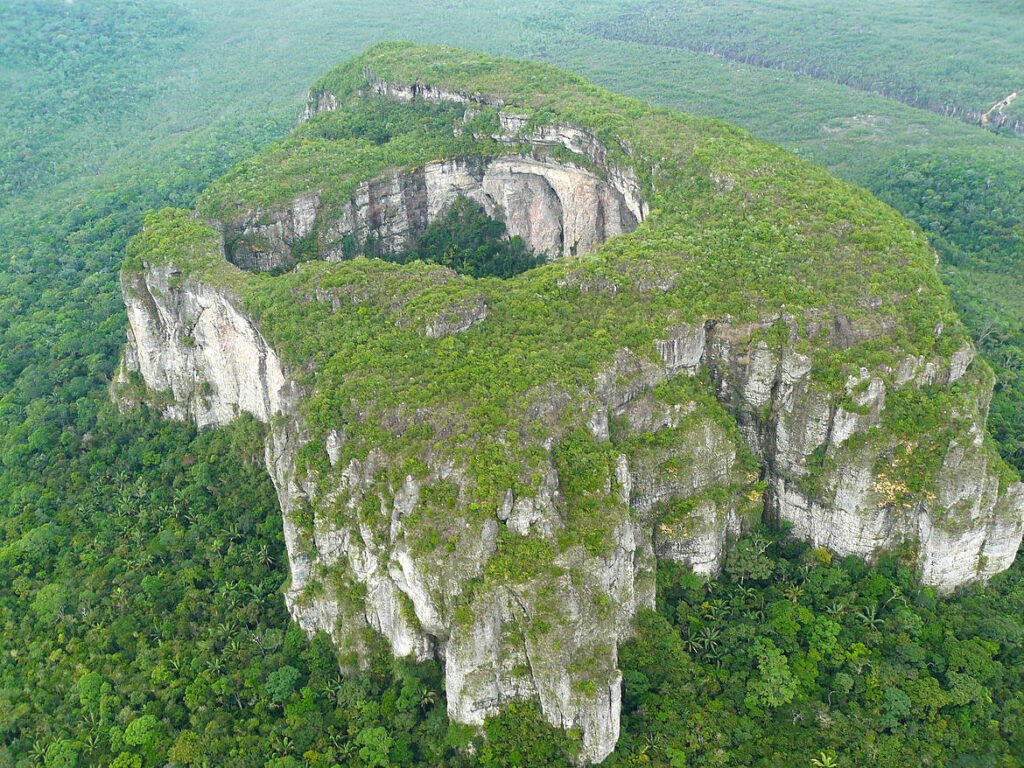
[620,533,1024,767]
[385,197,545,279]
[591,0,1024,129]
[4,408,1023,766]
[2,0,1024,765]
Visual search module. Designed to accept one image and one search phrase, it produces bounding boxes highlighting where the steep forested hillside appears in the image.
[593,0,1024,131]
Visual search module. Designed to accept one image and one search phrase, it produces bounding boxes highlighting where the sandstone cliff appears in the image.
[113,43,1024,763]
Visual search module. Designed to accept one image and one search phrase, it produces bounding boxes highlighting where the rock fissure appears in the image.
[221,154,644,276]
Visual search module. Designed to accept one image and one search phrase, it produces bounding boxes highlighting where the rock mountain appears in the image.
[113,42,1024,763]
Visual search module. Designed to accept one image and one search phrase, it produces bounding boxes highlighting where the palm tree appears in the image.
[743,607,765,623]
[705,643,726,669]
[221,522,242,542]
[331,732,356,760]
[257,543,274,567]
[272,735,295,754]
[728,592,746,614]
[28,741,47,765]
[825,600,846,620]
[702,599,727,621]
[883,585,908,609]
[810,751,838,767]
[81,733,103,755]
[697,625,721,655]
[740,585,761,608]
[857,605,883,630]
[682,633,702,655]
[701,574,714,594]
[419,686,438,711]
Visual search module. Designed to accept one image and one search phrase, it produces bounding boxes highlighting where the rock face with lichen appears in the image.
[112,42,1024,763]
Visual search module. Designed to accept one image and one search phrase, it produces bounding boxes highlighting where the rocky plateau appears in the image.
[114,43,1024,763]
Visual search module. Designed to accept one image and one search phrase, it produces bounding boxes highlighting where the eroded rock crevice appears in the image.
[222,154,644,274]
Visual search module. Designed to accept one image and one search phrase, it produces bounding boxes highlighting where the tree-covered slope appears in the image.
[122,42,1009,528]
[151,41,968,371]
[566,1,1024,475]
[593,0,1024,134]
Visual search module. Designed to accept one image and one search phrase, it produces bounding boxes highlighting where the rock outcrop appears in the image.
[115,270,1023,759]
[113,43,1024,764]
[116,263,755,762]
[221,153,645,275]
[313,154,642,264]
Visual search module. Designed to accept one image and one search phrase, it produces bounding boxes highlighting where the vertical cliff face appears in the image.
[313,154,641,263]
[219,154,646,275]
[116,265,294,427]
[115,264,758,763]
[113,43,1024,764]
[217,84,649,276]
[698,320,1023,591]
[114,264,1023,761]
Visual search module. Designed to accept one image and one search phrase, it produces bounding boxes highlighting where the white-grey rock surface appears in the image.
[116,269,1024,760]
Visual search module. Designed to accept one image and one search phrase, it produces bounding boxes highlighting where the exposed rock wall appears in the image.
[324,155,641,260]
[219,154,643,273]
[114,61,1024,765]
[695,319,1024,592]
[115,264,1024,760]
[227,80,652,275]
[224,193,320,273]
[114,268,759,763]
[115,265,294,428]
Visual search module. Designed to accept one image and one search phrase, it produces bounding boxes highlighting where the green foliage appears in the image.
[265,664,303,703]
[480,702,575,768]
[485,531,556,584]
[386,196,546,278]
[356,726,394,768]
[43,740,78,768]
[0,411,504,766]
[552,1,1024,473]
[121,208,222,274]
[130,44,982,525]
[724,531,775,585]
[122,715,160,748]
[878,687,912,731]
[77,671,103,713]
[554,429,613,503]
[3,2,1024,766]
[614,529,1024,766]
[592,0,1024,131]
[745,638,797,710]
[0,0,194,199]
